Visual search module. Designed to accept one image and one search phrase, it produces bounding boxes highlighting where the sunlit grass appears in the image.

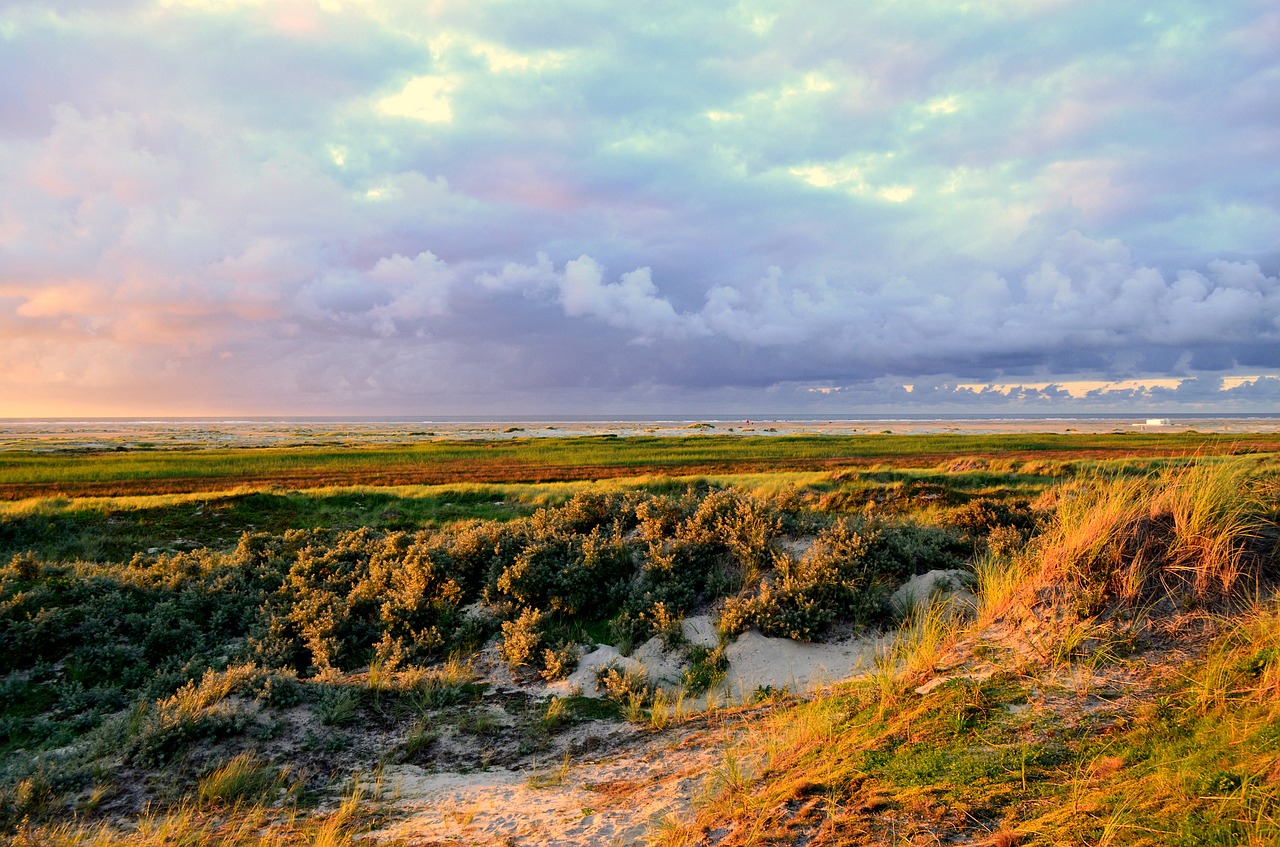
[1036,460,1269,612]
[648,460,1280,845]
[2,431,1271,494]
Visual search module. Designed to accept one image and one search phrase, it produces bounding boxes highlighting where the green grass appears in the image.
[2,432,1273,492]
[0,487,534,561]
[2,454,1254,564]
[657,600,1280,846]
[196,752,286,806]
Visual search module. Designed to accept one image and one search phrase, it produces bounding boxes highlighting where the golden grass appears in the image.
[9,769,369,847]
[195,752,297,809]
[9,456,1279,847]
[973,552,1038,626]
[1035,461,1267,612]
[0,471,844,519]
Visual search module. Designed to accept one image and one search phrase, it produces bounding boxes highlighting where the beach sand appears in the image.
[1,415,1276,451]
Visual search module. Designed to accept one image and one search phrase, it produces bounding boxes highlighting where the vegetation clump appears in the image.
[1036,463,1277,614]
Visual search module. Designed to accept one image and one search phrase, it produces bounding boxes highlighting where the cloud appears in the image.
[467,229,1279,390]
[379,75,455,123]
[479,253,705,341]
[298,251,456,338]
[0,1,1276,414]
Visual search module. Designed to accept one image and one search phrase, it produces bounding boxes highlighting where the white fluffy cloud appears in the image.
[493,232,1279,366]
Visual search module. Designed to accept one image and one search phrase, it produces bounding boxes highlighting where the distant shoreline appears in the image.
[1,414,1277,452]
[3,412,1279,424]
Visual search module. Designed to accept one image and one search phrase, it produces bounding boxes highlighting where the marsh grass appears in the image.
[646,689,692,730]
[1017,602,1280,846]
[650,461,1280,847]
[316,687,360,727]
[398,657,480,710]
[973,551,1037,625]
[659,601,1280,845]
[540,696,570,730]
[3,431,1264,498]
[858,597,972,721]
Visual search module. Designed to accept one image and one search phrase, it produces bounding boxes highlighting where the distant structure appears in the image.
[1144,418,1172,427]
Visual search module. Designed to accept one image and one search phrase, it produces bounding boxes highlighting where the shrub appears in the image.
[493,539,578,611]
[638,539,717,610]
[862,521,968,579]
[650,602,686,650]
[719,519,890,641]
[125,682,253,766]
[7,552,41,582]
[944,497,1037,536]
[317,687,360,726]
[595,663,654,707]
[499,607,547,671]
[682,644,728,694]
[450,519,522,596]
[540,643,580,682]
[276,529,391,673]
[489,522,634,620]
[360,534,466,667]
[635,493,693,542]
[399,658,480,710]
[678,489,782,576]
[527,490,638,539]
[608,608,650,655]
[551,527,632,617]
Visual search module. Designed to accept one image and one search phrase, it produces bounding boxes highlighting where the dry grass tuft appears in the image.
[1035,462,1270,615]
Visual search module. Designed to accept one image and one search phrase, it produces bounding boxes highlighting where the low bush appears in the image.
[682,644,728,694]
[499,608,547,672]
[540,643,579,682]
[594,663,655,707]
[125,683,253,766]
[316,687,360,727]
[719,520,892,640]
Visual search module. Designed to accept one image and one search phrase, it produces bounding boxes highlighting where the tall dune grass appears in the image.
[1035,461,1271,613]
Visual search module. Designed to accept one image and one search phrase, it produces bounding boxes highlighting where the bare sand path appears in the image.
[370,615,907,847]
[373,711,745,847]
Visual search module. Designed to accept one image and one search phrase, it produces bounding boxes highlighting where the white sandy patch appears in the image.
[551,614,890,702]
[891,569,977,615]
[681,614,719,648]
[374,720,736,847]
[548,644,642,697]
[630,636,687,688]
[721,629,885,697]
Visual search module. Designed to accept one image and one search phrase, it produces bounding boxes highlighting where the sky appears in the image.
[1,0,1278,417]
